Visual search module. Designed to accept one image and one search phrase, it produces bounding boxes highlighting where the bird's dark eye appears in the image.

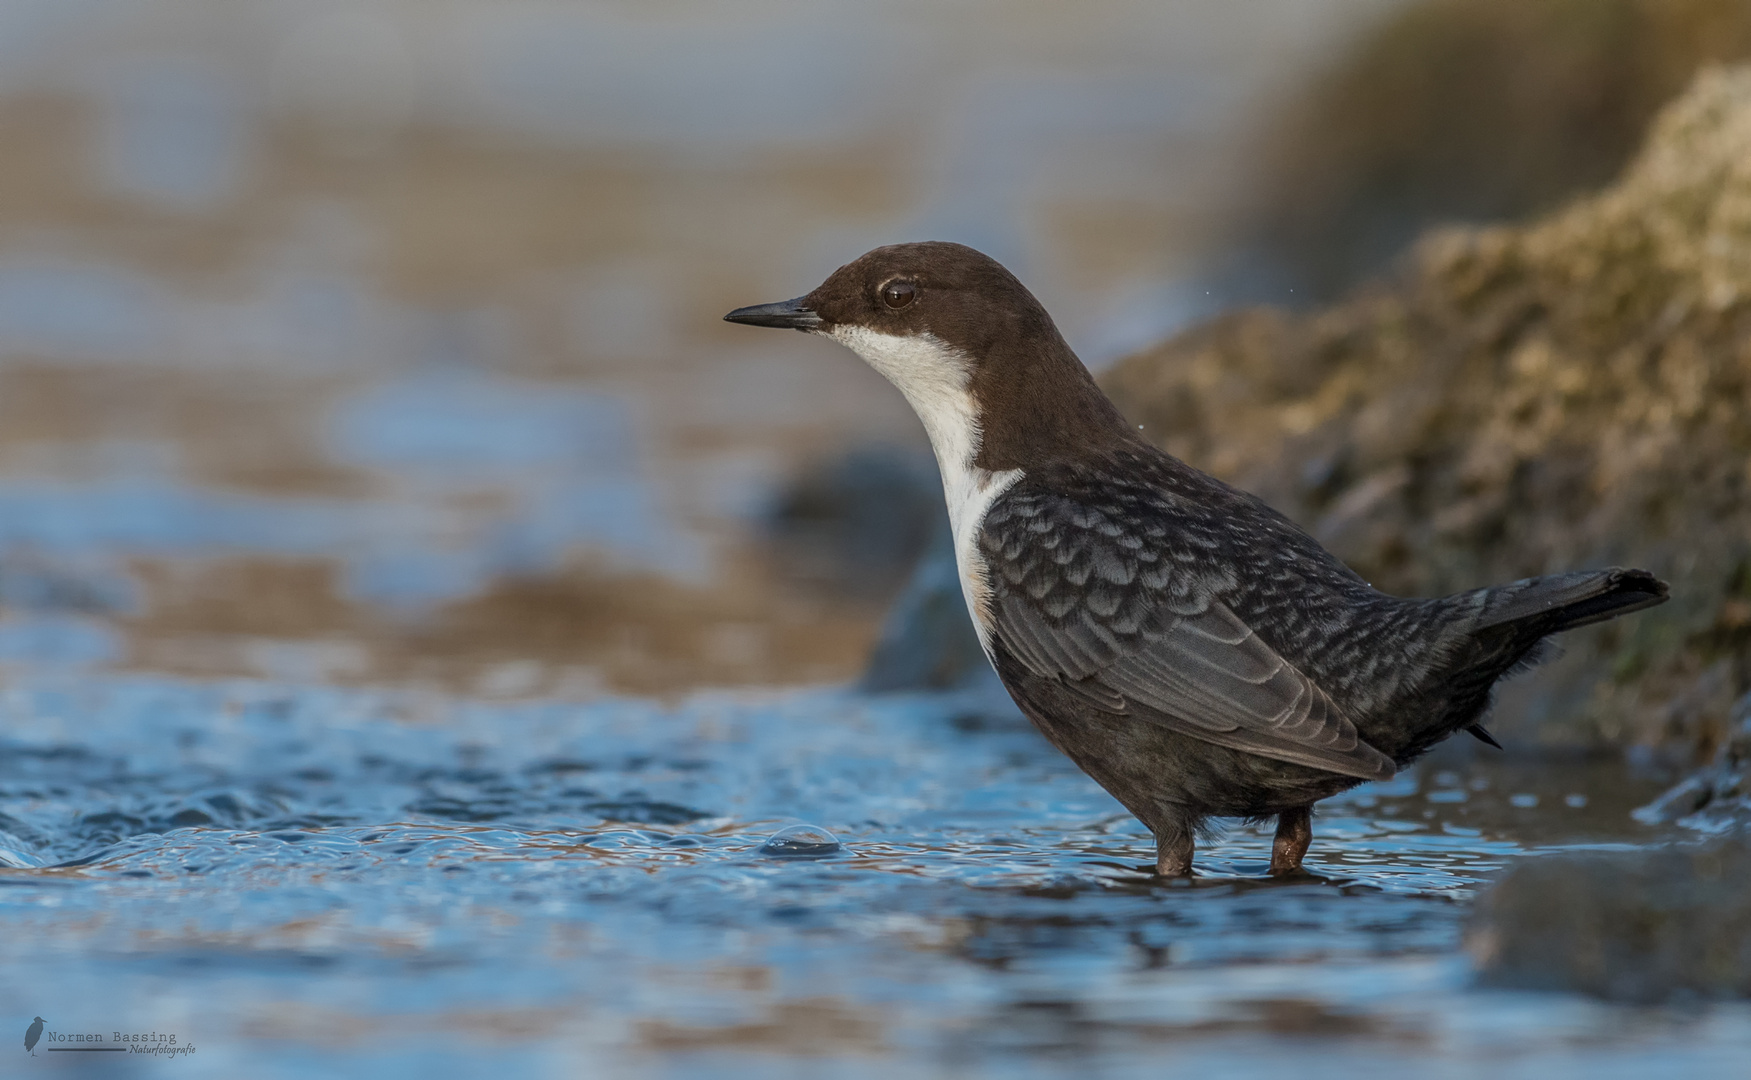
[881,281,916,310]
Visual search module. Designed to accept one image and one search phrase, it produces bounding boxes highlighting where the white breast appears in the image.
[827,325,1021,657]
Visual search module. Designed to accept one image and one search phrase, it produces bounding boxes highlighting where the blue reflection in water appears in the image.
[0,262,170,362]
[330,370,637,474]
[0,360,698,609]
[0,672,1743,1078]
[99,64,245,209]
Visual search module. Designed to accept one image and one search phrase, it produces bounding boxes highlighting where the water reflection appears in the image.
[0,670,1743,1075]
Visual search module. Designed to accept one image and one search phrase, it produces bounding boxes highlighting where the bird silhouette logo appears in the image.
[24,1017,43,1055]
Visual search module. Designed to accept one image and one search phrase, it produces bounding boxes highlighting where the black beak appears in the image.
[723,296,822,331]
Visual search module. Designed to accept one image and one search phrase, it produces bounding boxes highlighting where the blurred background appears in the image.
[0,0,1744,702]
[4,2,1751,1074]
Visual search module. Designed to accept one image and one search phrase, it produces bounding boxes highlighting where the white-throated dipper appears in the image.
[725,241,1669,877]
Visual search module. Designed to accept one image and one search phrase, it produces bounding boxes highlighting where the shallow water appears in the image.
[2,671,1744,1077]
[0,4,1740,1075]
[0,0,1410,698]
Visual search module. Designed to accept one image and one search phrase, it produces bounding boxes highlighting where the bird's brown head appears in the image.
[725,241,1136,472]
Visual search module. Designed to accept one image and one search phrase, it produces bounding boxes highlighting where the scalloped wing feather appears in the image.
[983,479,1395,782]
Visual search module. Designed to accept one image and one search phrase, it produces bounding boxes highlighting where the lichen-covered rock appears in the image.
[1104,67,1751,758]
[1468,838,1751,1002]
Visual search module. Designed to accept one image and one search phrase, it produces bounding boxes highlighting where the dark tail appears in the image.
[1472,567,1669,636]
[1399,569,1667,762]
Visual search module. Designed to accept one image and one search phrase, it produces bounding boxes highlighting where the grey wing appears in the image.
[982,475,1398,784]
[996,593,1395,780]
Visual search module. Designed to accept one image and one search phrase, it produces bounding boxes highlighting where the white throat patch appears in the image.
[826,325,1022,656]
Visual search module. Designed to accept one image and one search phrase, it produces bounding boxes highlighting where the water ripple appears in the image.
[0,672,1740,1077]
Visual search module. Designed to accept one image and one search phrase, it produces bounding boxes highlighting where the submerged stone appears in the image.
[1468,838,1751,1002]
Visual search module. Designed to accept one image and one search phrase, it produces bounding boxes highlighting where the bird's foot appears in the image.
[1155,833,1194,878]
[1268,805,1313,877]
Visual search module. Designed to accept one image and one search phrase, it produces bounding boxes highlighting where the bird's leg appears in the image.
[1269,805,1313,876]
[1155,827,1194,877]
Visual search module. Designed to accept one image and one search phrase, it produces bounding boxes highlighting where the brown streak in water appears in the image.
[0,366,372,497]
[637,998,887,1056]
[118,551,883,696]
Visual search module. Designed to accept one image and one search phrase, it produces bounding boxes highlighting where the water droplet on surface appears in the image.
[758,824,841,858]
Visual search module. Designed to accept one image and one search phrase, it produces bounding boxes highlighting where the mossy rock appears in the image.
[1106,68,1751,758]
